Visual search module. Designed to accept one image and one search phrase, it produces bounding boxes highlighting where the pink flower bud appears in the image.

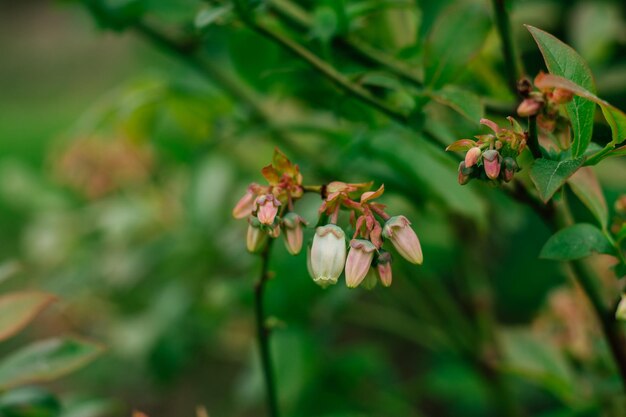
[482,150,501,180]
[255,194,281,225]
[232,188,256,219]
[502,157,518,183]
[376,251,392,287]
[345,239,377,288]
[310,224,346,287]
[362,268,378,290]
[464,147,482,168]
[516,98,541,117]
[382,216,423,265]
[458,161,473,185]
[282,213,306,255]
[551,88,574,104]
[246,219,267,253]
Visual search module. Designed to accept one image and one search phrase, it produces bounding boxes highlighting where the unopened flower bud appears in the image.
[255,194,281,225]
[517,77,533,97]
[458,161,473,186]
[616,295,626,321]
[482,150,501,180]
[517,98,541,117]
[345,239,377,288]
[362,268,378,290]
[246,219,267,253]
[551,88,574,104]
[376,251,392,287]
[465,147,482,168]
[282,213,306,255]
[382,216,423,265]
[233,187,257,219]
[502,157,518,183]
[310,224,346,287]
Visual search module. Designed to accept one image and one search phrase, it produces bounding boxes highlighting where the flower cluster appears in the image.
[234,149,423,289]
[516,73,574,132]
[446,117,526,185]
[232,149,305,254]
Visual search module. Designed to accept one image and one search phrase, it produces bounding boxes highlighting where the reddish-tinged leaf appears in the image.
[446,139,476,152]
[535,72,626,147]
[0,292,57,342]
[360,184,385,202]
[261,164,280,185]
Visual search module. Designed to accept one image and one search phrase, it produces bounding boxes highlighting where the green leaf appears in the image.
[0,338,103,390]
[194,4,233,32]
[540,223,614,261]
[0,292,56,342]
[500,329,577,405]
[429,86,484,123]
[567,168,608,229]
[0,387,61,417]
[424,3,491,89]
[527,25,596,158]
[530,157,584,203]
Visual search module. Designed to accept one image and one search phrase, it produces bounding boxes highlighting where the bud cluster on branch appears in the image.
[233,149,423,289]
[446,117,525,185]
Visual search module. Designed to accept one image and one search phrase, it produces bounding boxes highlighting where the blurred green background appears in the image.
[1,0,626,416]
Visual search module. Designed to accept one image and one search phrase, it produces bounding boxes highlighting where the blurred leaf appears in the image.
[530,157,584,203]
[0,387,61,417]
[0,338,103,390]
[568,2,621,65]
[429,85,484,123]
[500,329,577,405]
[527,26,596,158]
[424,3,490,88]
[540,223,614,261]
[0,292,56,342]
[311,6,338,43]
[194,4,233,32]
[567,168,608,229]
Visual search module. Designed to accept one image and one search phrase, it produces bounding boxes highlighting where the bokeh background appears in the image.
[1,0,626,416]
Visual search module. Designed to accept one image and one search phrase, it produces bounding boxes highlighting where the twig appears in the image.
[491,0,524,94]
[255,241,279,417]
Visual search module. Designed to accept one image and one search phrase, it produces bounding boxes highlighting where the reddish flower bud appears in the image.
[458,161,473,185]
[482,150,501,180]
[255,194,281,225]
[502,157,518,183]
[516,98,541,117]
[551,88,574,104]
[310,224,346,287]
[464,147,482,168]
[382,216,423,265]
[282,213,306,255]
[376,251,392,287]
[345,239,377,288]
[233,187,257,219]
[246,219,267,253]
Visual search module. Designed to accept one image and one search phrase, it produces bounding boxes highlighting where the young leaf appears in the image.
[530,157,584,203]
[540,223,614,261]
[429,86,484,123]
[567,168,608,230]
[424,3,491,89]
[0,292,56,342]
[526,26,596,158]
[0,338,103,390]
